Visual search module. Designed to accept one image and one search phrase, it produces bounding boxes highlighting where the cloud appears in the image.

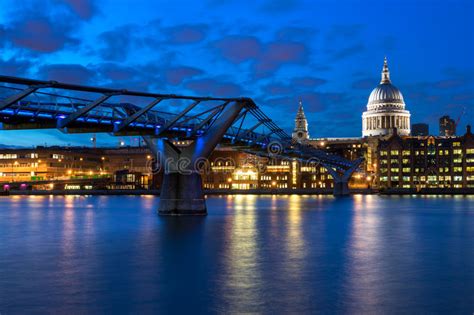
[261,82,294,95]
[331,43,365,60]
[453,92,474,101]
[260,0,300,13]
[275,26,317,41]
[4,16,79,53]
[37,64,96,85]
[0,58,32,77]
[352,78,375,90]
[96,63,141,81]
[59,0,99,20]
[94,62,163,92]
[213,36,262,63]
[433,79,465,89]
[263,91,347,113]
[97,25,140,61]
[262,76,327,96]
[184,78,243,97]
[163,24,208,44]
[213,34,309,77]
[326,24,364,42]
[253,41,309,78]
[0,1,99,53]
[164,66,204,85]
[291,76,327,87]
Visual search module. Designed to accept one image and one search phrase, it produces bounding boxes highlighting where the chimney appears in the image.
[467,125,472,135]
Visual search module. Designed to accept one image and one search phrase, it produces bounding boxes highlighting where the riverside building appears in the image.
[377,126,474,189]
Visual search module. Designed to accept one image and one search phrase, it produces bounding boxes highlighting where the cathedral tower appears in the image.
[292,100,309,143]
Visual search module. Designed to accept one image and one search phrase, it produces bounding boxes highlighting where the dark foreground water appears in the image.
[0,195,473,314]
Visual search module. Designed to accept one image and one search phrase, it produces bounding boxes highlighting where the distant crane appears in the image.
[455,106,466,131]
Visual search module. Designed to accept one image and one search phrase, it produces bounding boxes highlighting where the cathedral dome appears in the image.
[368,83,404,106]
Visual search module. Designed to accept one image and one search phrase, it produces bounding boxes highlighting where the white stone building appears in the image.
[362,57,411,137]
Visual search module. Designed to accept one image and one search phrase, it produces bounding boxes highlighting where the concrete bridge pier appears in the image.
[333,180,350,196]
[144,101,245,216]
[159,171,207,215]
[324,158,364,197]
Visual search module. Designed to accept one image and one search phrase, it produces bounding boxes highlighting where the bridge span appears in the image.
[0,75,362,215]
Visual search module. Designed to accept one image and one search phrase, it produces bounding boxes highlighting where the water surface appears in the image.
[0,195,473,313]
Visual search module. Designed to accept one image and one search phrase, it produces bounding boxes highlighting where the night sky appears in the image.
[0,0,473,147]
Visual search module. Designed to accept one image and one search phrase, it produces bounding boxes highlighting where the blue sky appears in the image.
[0,0,473,146]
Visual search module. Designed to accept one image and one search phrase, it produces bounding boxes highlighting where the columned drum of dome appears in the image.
[362,57,411,137]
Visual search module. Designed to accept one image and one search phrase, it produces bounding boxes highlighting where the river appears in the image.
[0,195,473,313]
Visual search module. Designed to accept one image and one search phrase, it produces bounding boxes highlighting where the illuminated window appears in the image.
[390,150,399,156]
[0,154,18,159]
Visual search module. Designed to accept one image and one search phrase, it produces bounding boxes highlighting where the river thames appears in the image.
[0,195,473,313]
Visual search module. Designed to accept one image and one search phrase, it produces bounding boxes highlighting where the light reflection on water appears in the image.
[0,194,473,313]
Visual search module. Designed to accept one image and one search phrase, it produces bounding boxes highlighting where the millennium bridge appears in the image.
[0,75,362,215]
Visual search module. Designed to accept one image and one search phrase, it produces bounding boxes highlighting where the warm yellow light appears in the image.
[80,157,83,161]
[101,157,105,161]
[147,155,151,160]
[89,171,93,175]
[58,159,62,162]
[272,181,276,186]
[366,176,372,181]
[67,170,72,175]
[227,177,232,183]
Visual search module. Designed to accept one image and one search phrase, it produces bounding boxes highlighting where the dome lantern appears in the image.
[381,56,391,84]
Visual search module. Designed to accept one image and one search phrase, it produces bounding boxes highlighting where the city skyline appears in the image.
[0,0,473,146]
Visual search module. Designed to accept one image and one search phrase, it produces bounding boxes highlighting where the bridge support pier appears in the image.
[323,158,364,197]
[144,101,245,216]
[333,180,350,196]
[159,172,206,215]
